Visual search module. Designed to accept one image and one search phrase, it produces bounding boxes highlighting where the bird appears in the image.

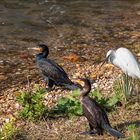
[31,44,81,90]
[105,47,140,79]
[77,78,124,138]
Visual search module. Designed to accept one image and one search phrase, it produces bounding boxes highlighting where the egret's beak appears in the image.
[99,56,109,70]
[100,58,107,67]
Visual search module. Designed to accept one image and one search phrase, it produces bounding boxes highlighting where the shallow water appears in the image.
[0,0,140,92]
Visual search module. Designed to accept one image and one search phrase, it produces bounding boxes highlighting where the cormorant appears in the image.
[32,44,81,90]
[77,78,124,138]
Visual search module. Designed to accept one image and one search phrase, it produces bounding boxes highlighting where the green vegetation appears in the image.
[0,120,18,140]
[90,89,121,111]
[113,74,140,102]
[127,124,140,140]
[50,88,122,118]
[121,75,133,101]
[16,84,122,120]
[16,84,48,120]
[50,90,83,117]
[113,76,125,104]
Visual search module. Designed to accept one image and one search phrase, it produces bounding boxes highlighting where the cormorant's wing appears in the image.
[82,97,110,126]
[47,59,67,74]
[82,98,124,138]
[37,58,72,84]
[93,100,110,125]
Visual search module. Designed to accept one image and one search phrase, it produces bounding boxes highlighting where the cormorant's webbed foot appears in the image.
[80,130,97,135]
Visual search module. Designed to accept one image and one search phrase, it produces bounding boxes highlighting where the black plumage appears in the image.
[78,78,124,138]
[35,44,80,90]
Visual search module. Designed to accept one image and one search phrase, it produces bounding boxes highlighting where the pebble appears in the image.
[15,103,20,109]
[5,118,10,123]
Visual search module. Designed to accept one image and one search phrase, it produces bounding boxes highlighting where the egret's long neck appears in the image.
[108,51,115,64]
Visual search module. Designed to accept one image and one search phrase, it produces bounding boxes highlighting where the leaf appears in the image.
[107,95,119,107]
[16,85,48,120]
[19,53,28,59]
[63,54,79,62]
[91,89,102,100]
[72,89,80,97]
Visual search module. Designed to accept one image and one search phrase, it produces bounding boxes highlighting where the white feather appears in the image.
[106,47,140,79]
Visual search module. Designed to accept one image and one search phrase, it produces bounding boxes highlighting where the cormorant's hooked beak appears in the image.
[75,78,84,86]
[28,47,42,52]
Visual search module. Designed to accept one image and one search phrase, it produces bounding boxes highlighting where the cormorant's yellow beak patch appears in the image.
[29,47,42,52]
[76,79,84,86]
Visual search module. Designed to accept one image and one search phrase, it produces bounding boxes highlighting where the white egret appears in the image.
[105,47,140,79]
[103,47,140,100]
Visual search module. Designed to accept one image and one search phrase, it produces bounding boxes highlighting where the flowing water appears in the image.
[0,0,140,92]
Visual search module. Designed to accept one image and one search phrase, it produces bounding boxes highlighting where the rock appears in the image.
[5,118,10,123]
[15,103,20,109]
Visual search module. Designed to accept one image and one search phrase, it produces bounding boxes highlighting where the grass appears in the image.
[114,74,140,102]
[0,119,18,140]
[0,119,28,140]
[127,124,140,140]
[121,74,134,101]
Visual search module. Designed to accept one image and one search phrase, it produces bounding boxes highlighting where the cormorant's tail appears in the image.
[103,124,124,138]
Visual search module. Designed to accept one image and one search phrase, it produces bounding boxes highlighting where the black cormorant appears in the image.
[32,44,81,90]
[77,78,124,138]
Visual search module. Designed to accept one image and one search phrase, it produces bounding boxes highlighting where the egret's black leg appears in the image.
[133,78,138,95]
[130,77,134,96]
